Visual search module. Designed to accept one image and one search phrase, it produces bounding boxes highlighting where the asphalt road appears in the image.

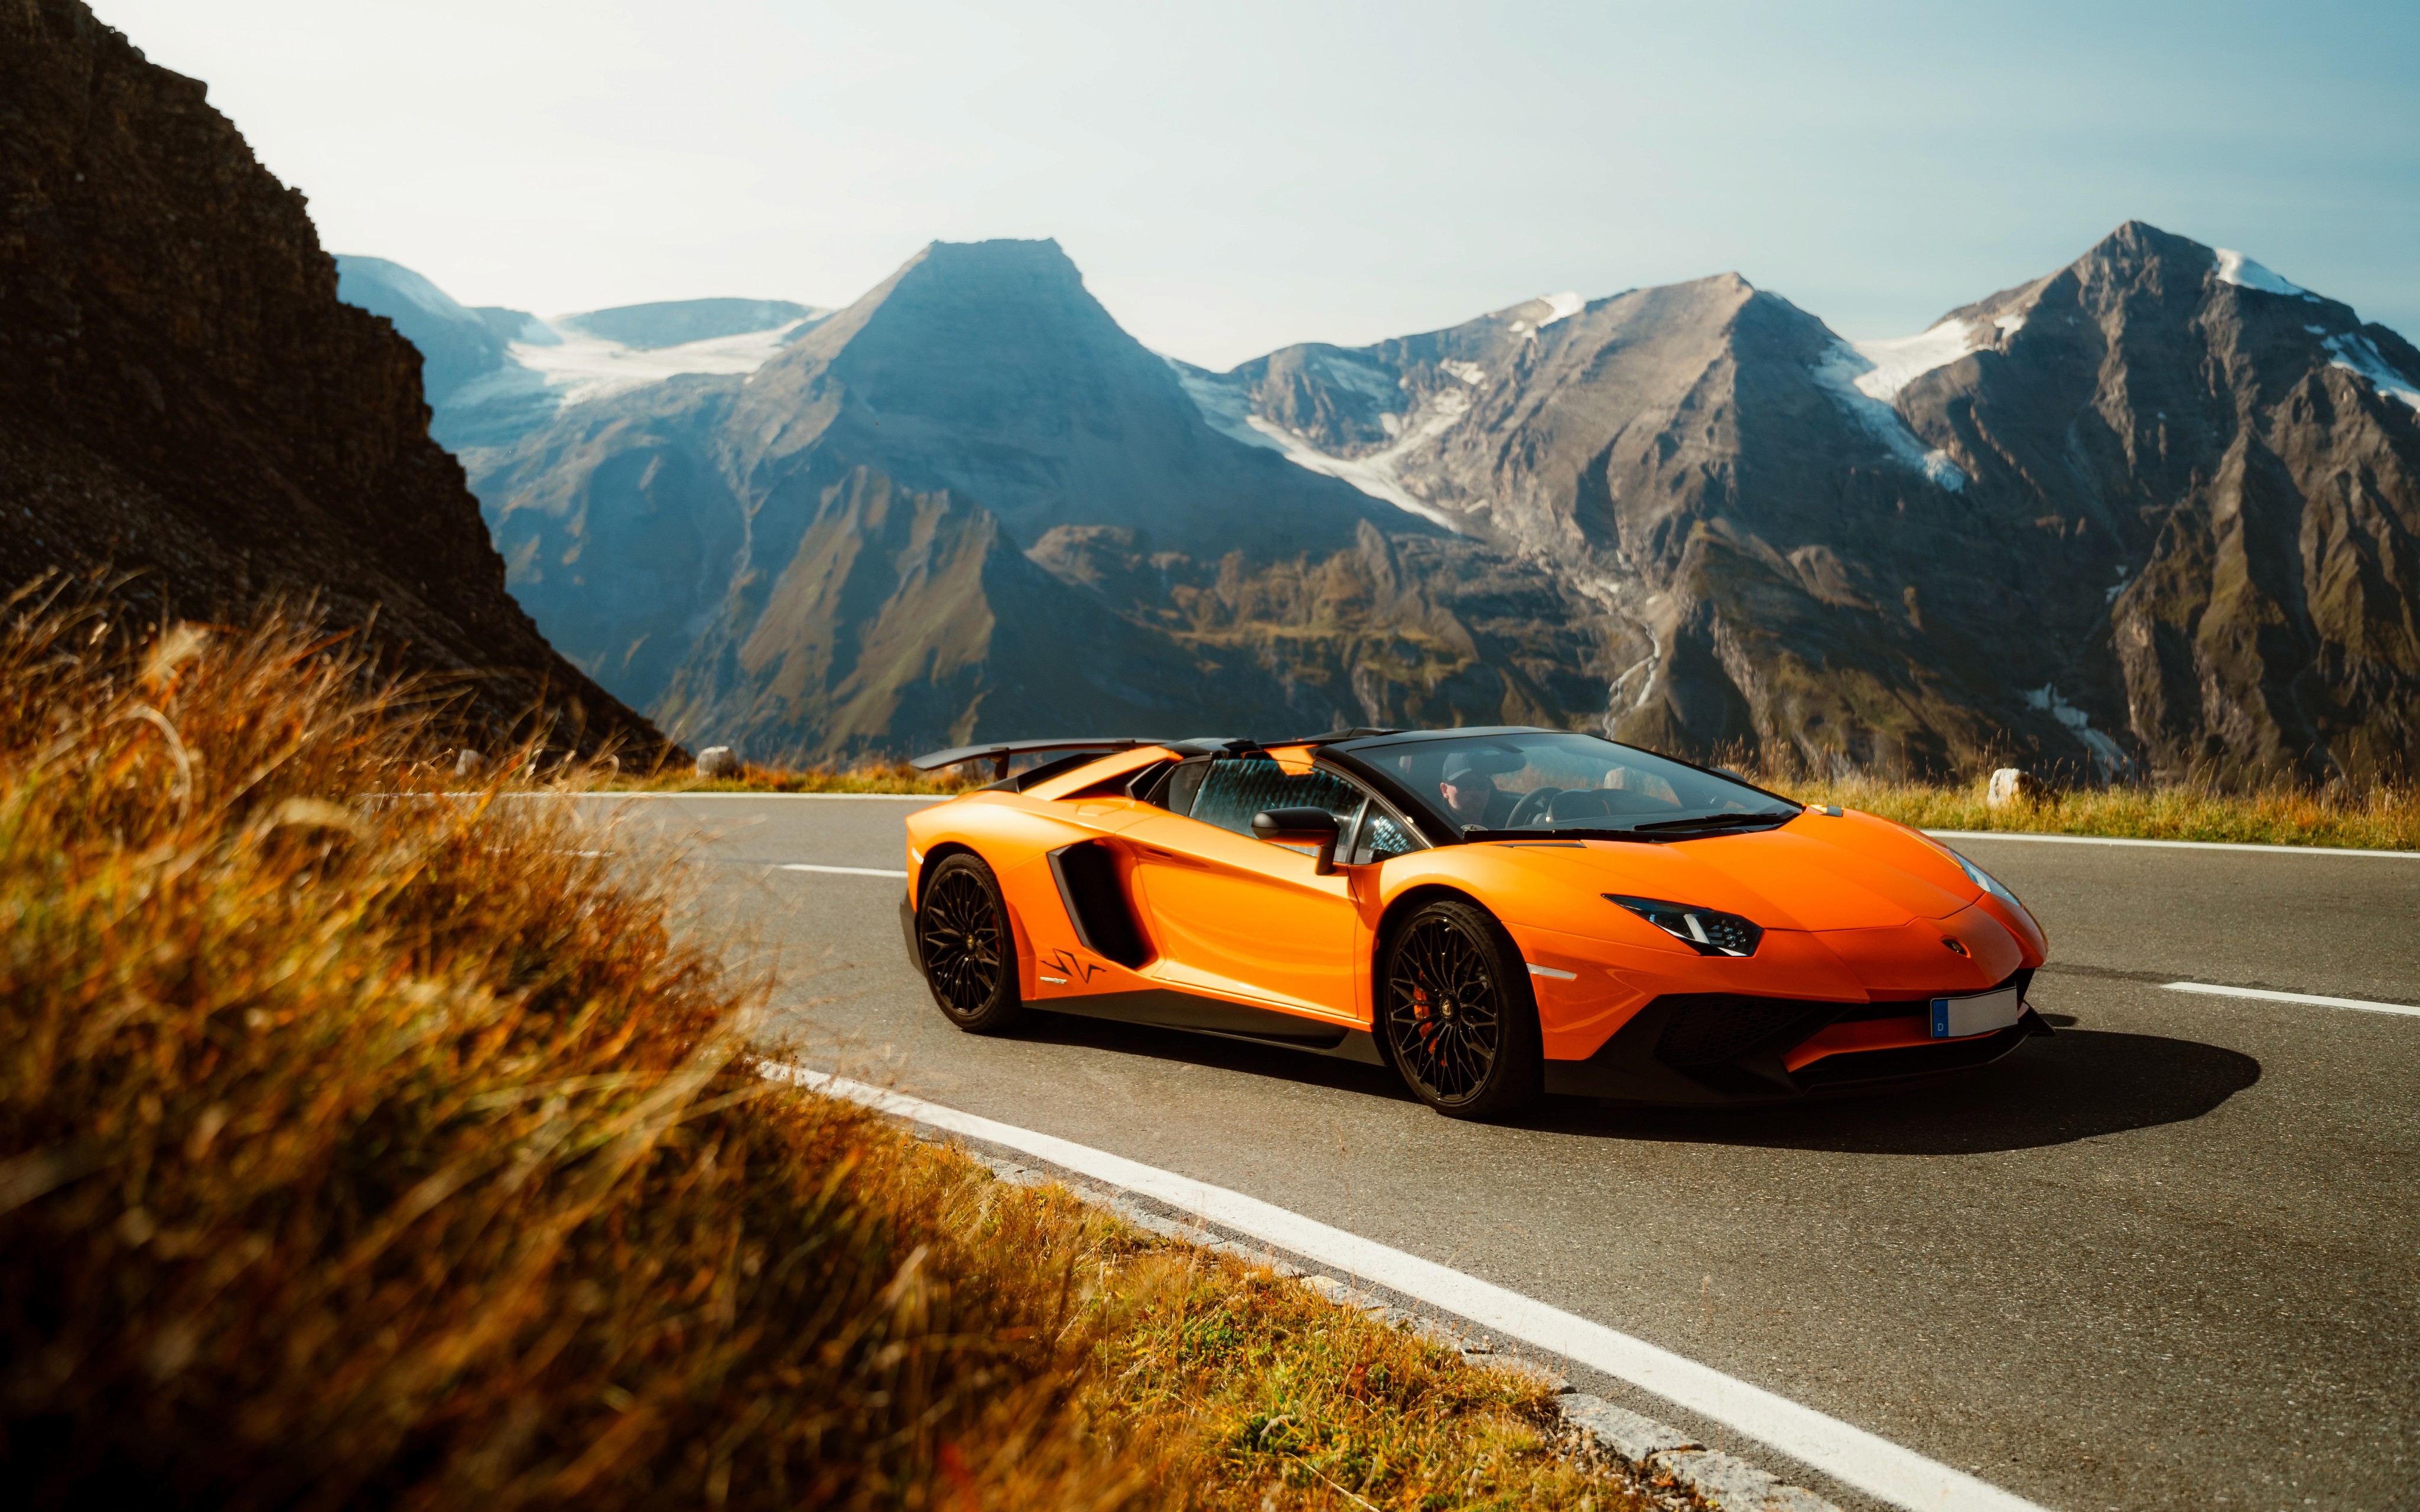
[574,796,2419,1512]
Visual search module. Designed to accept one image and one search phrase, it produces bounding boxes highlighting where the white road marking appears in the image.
[772,1066,2049,1512]
[2163,982,2420,1018]
[568,791,942,801]
[776,863,910,878]
[1927,829,2416,859]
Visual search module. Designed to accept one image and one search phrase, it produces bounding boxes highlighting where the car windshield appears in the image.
[1351,731,1798,838]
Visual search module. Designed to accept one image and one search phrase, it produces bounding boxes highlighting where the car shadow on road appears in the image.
[1524,1029,2263,1155]
[1008,1014,2258,1156]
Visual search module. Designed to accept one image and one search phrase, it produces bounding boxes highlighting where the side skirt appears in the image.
[1045,987,1381,1062]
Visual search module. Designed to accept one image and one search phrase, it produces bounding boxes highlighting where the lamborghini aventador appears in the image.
[899,728,2050,1118]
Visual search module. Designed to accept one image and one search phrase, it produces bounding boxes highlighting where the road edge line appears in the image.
[776,863,911,878]
[768,1064,2050,1512]
[2162,981,2420,1017]
[1924,828,2417,858]
[553,791,942,801]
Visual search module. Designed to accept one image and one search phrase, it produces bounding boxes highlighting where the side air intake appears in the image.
[1046,842,1150,969]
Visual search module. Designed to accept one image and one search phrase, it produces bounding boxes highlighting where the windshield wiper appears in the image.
[1458,811,1800,844]
[1624,811,1798,835]
[1459,826,1662,844]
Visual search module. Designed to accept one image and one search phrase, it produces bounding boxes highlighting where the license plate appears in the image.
[1932,985,2024,1039]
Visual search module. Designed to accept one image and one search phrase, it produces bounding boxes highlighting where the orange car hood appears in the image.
[1501,818,1974,931]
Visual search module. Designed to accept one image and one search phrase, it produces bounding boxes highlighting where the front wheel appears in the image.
[1380,898,1541,1119]
[916,853,1025,1034]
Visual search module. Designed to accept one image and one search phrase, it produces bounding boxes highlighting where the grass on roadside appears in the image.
[1765,770,2419,851]
[0,579,1644,1511]
[646,759,977,796]
[606,748,2420,851]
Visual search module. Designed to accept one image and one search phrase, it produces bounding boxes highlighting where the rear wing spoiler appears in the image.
[910,737,1170,783]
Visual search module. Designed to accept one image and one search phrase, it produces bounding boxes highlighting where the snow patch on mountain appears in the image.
[1507,292,1586,335]
[1169,359,1462,530]
[1847,320,1985,402]
[2213,248,2315,299]
[518,319,812,406]
[443,317,809,415]
[1439,359,1489,387]
[1811,340,1969,491]
[2321,332,2420,413]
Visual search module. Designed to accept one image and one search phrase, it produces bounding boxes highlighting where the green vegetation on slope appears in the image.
[0,581,1644,1510]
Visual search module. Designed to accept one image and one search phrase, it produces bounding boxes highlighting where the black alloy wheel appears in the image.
[1380,898,1541,1118]
[916,853,1024,1033]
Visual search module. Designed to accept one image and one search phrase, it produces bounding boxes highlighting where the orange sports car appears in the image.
[900,728,2050,1118]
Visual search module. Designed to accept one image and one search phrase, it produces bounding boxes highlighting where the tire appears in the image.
[915,852,1025,1034]
[1378,898,1542,1119]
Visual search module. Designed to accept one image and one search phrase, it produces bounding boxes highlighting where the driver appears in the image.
[1436,754,1516,828]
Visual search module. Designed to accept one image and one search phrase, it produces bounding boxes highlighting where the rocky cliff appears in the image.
[0,0,668,757]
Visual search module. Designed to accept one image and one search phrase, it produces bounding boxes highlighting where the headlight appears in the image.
[1941,846,2027,913]
[1605,894,1762,957]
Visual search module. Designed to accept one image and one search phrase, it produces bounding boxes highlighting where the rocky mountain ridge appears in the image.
[1186,224,2420,781]
[0,0,667,758]
[399,231,2417,780]
[459,239,1618,760]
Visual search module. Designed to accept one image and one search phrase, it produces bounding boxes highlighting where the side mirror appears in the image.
[1251,806,1342,875]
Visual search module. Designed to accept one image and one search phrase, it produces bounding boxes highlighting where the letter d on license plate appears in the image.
[1931,985,2023,1039]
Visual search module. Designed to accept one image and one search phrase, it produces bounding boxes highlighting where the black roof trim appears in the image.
[1324,725,1550,752]
[915,727,1546,774]
[1283,726,1406,744]
[909,737,1167,774]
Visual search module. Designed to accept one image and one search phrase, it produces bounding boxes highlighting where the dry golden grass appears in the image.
[1098,1264,1638,1510]
[0,579,1642,1510]
[620,751,2417,852]
[635,760,978,796]
[1768,770,2420,851]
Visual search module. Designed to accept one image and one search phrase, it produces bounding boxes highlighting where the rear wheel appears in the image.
[1380,898,1541,1119]
[916,853,1024,1033]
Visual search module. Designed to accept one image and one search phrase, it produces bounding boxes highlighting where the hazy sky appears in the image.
[97,0,2419,370]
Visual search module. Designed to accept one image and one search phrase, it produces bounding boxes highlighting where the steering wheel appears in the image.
[1504,787,1561,828]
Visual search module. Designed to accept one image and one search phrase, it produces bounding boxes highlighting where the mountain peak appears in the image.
[815,236,1104,341]
[2074,219,2200,269]
[909,236,1082,284]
